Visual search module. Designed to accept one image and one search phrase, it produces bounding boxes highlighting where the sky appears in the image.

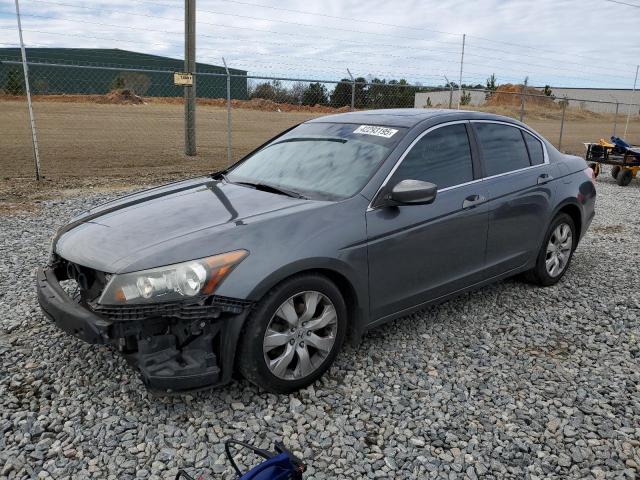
[0,0,639,89]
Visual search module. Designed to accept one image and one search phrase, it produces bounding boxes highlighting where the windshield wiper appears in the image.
[211,171,229,182]
[233,181,307,199]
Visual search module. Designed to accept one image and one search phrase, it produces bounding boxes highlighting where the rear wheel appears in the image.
[616,168,633,186]
[589,162,600,178]
[611,165,621,179]
[525,213,576,286]
[238,274,347,393]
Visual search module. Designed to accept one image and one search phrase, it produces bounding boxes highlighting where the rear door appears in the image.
[471,121,555,276]
[366,122,489,322]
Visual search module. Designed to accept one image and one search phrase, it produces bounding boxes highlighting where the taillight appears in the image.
[585,166,596,185]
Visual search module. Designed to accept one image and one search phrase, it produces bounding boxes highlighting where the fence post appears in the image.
[613,103,619,137]
[519,77,528,122]
[444,75,453,109]
[14,0,41,181]
[558,100,566,151]
[222,57,232,165]
[346,69,355,111]
[623,64,639,139]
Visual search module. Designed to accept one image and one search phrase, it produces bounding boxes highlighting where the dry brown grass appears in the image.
[0,93,350,112]
[1,96,639,210]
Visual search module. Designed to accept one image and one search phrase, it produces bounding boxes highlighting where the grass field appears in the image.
[2,97,638,207]
[2,99,323,178]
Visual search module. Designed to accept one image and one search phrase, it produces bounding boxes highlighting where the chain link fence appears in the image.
[2,60,640,180]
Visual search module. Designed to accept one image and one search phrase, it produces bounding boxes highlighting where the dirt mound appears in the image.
[486,84,557,109]
[98,89,145,105]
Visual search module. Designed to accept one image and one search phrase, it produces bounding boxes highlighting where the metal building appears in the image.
[0,48,247,99]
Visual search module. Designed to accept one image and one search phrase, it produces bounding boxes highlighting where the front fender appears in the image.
[245,256,370,342]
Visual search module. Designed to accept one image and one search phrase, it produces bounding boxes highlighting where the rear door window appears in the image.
[391,123,474,190]
[523,131,545,165]
[474,123,531,177]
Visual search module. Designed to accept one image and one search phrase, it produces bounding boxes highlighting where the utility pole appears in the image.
[457,33,465,110]
[14,0,41,180]
[623,64,639,139]
[184,0,196,156]
[558,100,566,151]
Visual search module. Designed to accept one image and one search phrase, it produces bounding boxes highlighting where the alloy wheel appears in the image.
[263,291,338,380]
[545,223,573,277]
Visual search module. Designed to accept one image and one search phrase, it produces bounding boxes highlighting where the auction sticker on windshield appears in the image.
[354,125,398,138]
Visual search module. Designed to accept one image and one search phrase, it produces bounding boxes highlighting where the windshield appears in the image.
[226,122,407,200]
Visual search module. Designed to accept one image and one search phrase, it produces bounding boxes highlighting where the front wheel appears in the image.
[238,274,347,393]
[616,168,633,186]
[525,213,576,286]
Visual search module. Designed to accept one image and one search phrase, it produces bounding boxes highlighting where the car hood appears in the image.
[55,176,318,273]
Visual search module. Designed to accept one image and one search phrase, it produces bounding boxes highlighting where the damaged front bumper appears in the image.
[36,265,252,392]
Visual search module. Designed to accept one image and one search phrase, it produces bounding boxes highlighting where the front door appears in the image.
[366,122,489,322]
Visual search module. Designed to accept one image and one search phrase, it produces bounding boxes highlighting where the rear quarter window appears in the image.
[523,131,545,165]
[474,123,531,177]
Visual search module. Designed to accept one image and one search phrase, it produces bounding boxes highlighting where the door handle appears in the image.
[462,194,486,209]
[537,173,553,184]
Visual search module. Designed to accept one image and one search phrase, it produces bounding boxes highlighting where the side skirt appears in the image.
[364,264,531,333]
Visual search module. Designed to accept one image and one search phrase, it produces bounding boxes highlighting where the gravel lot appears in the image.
[1,172,638,480]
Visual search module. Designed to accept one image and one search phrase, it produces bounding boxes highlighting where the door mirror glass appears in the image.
[388,179,437,205]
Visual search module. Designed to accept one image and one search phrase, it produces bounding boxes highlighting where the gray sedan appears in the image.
[37,109,596,393]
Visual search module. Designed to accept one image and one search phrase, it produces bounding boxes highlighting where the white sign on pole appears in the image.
[174,72,194,86]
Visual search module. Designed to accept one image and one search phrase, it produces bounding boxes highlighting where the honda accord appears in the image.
[37,109,596,393]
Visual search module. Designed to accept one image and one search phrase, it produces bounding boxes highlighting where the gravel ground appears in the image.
[1,171,639,480]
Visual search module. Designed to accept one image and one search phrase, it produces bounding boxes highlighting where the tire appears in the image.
[616,168,633,186]
[611,165,621,179]
[589,162,600,178]
[237,274,347,393]
[525,213,576,286]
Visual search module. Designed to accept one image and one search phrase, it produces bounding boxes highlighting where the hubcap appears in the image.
[263,291,337,380]
[545,223,573,277]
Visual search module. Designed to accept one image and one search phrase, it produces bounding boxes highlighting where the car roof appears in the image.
[305,108,524,129]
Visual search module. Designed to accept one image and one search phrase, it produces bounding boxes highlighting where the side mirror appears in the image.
[387,179,437,206]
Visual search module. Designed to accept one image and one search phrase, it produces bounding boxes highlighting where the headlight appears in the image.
[98,250,248,305]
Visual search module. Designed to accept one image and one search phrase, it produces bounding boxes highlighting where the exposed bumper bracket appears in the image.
[36,266,252,392]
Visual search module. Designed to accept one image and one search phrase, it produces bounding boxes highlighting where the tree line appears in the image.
[4,67,556,110]
[247,78,486,108]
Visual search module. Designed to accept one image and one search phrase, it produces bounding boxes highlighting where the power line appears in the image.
[184,0,636,70]
[0,13,466,74]
[3,8,464,57]
[2,4,637,87]
[5,27,633,87]
[7,28,467,69]
[605,0,640,7]
[144,0,463,37]
[5,0,630,79]
[16,0,638,77]
[164,0,639,71]
[42,21,621,84]
[6,7,637,84]
[25,0,464,48]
